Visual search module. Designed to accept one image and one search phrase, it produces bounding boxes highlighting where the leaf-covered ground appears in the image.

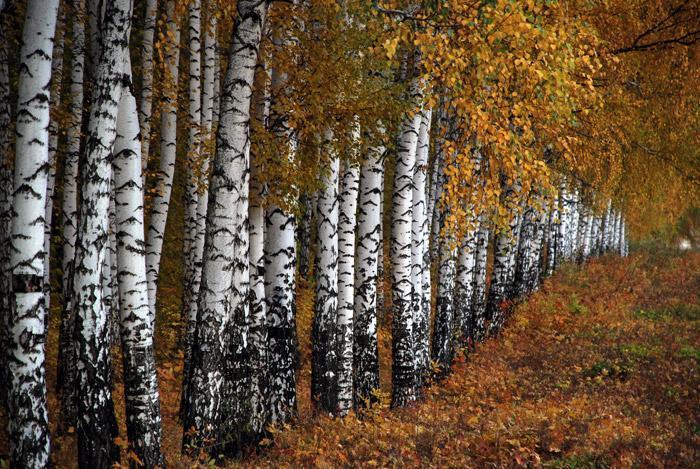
[1,251,698,467]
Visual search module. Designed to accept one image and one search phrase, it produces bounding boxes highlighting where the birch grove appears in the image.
[5,0,688,465]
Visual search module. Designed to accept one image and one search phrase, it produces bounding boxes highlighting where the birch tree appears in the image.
[247,58,269,442]
[146,0,180,318]
[411,109,431,385]
[182,0,269,452]
[72,0,133,463]
[43,12,65,313]
[336,153,359,415]
[0,4,13,411]
[471,214,489,342]
[353,135,384,408]
[5,1,59,465]
[181,1,217,417]
[265,57,298,428]
[58,0,86,425]
[390,107,421,407]
[182,0,202,362]
[312,137,339,414]
[486,182,519,335]
[139,0,158,173]
[113,53,164,467]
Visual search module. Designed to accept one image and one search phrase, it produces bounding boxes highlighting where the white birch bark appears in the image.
[246,59,269,440]
[0,7,14,409]
[471,214,489,342]
[113,54,164,466]
[391,109,421,406]
[6,1,59,464]
[486,182,519,335]
[145,0,180,319]
[182,0,202,361]
[411,108,431,384]
[181,4,218,415]
[72,0,132,463]
[182,0,268,451]
[336,152,359,416]
[58,0,86,424]
[353,135,384,408]
[265,59,298,428]
[43,12,65,312]
[139,0,158,174]
[312,133,339,414]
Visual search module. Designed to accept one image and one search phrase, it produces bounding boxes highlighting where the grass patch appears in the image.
[568,294,589,315]
[619,343,660,360]
[544,453,610,469]
[677,345,700,360]
[584,361,629,380]
[631,303,699,322]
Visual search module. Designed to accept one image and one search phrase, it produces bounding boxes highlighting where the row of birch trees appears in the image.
[0,0,631,466]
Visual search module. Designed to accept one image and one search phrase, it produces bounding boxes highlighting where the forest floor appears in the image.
[1,250,699,467]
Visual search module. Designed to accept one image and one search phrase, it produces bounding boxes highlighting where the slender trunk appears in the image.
[514,201,535,298]
[432,223,456,378]
[411,109,431,387]
[265,54,298,428]
[145,0,181,318]
[57,0,86,424]
[336,153,359,416]
[43,12,65,313]
[246,59,269,441]
[181,1,217,417]
[6,1,59,465]
[353,136,384,408]
[181,0,201,374]
[486,182,518,335]
[391,109,421,406]
[72,0,133,464]
[0,10,13,410]
[139,0,158,174]
[471,214,489,342]
[454,225,477,348]
[298,193,313,279]
[113,54,164,467]
[312,133,339,414]
[182,0,268,452]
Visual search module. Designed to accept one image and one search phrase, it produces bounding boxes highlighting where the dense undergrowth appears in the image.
[1,250,698,467]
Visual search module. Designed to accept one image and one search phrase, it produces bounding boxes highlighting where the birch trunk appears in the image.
[57,0,86,424]
[113,54,164,467]
[411,109,431,386]
[486,183,518,335]
[471,214,489,342]
[182,0,268,452]
[455,225,477,348]
[432,226,456,378]
[353,137,384,408]
[43,14,65,313]
[265,60,298,428]
[145,0,180,318]
[298,193,313,279]
[514,201,535,298]
[181,0,202,371]
[72,0,133,464]
[0,9,13,410]
[6,1,59,464]
[181,3,217,417]
[312,135,339,414]
[391,110,421,406]
[246,59,269,441]
[336,154,359,416]
[139,0,158,173]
